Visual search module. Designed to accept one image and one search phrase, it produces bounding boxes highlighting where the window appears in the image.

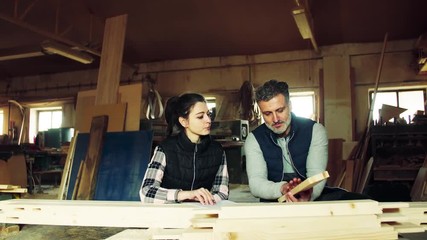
[29,107,63,143]
[290,91,315,120]
[205,97,216,110]
[369,88,426,124]
[38,110,62,132]
[205,97,217,121]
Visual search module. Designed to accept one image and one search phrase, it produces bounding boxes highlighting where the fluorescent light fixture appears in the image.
[41,40,94,64]
[292,7,313,39]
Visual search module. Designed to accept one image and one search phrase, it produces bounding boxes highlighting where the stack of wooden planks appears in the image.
[1,199,427,239]
[0,184,27,194]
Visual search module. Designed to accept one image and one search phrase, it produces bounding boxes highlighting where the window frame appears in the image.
[369,87,427,123]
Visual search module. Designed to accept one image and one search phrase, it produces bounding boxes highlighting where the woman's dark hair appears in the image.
[165,93,206,136]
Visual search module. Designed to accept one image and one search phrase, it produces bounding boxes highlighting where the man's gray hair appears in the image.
[255,80,290,102]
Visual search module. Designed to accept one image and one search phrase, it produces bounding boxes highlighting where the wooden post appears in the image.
[95,14,128,105]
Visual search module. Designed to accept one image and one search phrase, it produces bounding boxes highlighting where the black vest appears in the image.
[159,132,224,190]
[252,113,315,182]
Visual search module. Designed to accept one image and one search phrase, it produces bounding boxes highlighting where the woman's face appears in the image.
[179,101,212,143]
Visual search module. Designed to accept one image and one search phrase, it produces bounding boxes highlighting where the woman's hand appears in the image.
[177,188,215,205]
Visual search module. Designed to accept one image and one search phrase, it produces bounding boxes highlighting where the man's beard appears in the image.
[266,114,292,135]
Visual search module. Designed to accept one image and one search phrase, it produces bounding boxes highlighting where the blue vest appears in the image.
[252,113,315,182]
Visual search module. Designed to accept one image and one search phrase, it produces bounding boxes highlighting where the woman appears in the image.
[140,93,229,205]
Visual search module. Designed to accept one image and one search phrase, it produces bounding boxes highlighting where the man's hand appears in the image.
[280,178,313,202]
[178,188,215,205]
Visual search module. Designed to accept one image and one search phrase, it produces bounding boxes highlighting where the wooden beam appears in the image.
[0,46,43,61]
[95,14,128,105]
[0,199,198,228]
[0,13,100,56]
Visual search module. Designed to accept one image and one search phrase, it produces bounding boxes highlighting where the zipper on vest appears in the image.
[270,133,287,182]
[190,144,198,190]
[284,132,305,179]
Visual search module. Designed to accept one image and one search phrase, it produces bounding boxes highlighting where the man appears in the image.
[244,80,367,202]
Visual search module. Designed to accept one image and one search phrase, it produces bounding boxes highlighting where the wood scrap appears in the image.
[72,160,84,200]
[357,157,374,193]
[278,171,329,203]
[344,159,355,191]
[0,184,17,190]
[57,131,79,200]
[0,224,20,235]
[75,115,108,200]
[327,138,344,186]
[0,188,27,193]
[334,165,346,187]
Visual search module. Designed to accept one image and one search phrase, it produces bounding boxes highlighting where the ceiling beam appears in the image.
[292,0,319,53]
[0,46,43,61]
[0,12,101,57]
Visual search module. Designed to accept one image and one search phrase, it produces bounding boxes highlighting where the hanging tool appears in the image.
[145,76,164,120]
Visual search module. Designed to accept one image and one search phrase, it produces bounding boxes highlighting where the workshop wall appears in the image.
[0,39,426,143]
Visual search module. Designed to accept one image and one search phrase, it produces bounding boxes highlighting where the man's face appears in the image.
[258,94,292,136]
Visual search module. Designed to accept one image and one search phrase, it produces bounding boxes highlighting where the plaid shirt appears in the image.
[139,146,229,204]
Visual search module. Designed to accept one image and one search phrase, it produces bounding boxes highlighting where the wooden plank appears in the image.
[334,165,346,187]
[2,199,415,239]
[0,199,197,228]
[377,212,408,222]
[344,159,355,191]
[75,103,126,133]
[0,184,16,190]
[95,14,127,105]
[57,131,79,200]
[278,171,329,202]
[0,160,11,184]
[219,200,382,219]
[72,160,84,200]
[0,188,27,193]
[6,154,27,188]
[327,139,344,186]
[119,83,142,131]
[384,222,425,234]
[219,226,397,240]
[357,157,374,193]
[213,215,380,232]
[75,83,142,132]
[75,116,108,200]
